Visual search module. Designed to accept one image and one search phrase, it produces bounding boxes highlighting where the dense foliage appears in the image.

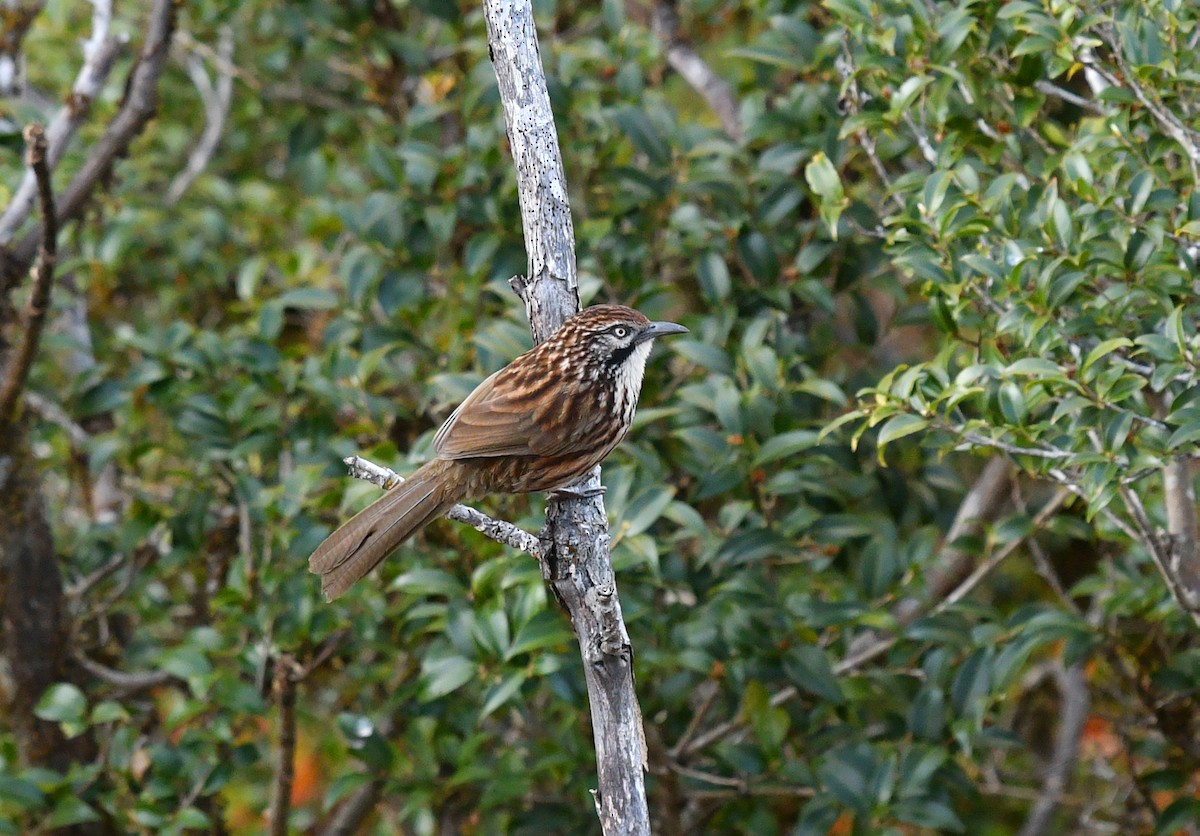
[1,0,1198,833]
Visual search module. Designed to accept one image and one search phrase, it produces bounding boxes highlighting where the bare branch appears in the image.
[483,1,649,830]
[650,0,743,142]
[5,0,178,281]
[0,1,43,97]
[957,430,1076,461]
[24,390,88,448]
[836,34,905,212]
[75,652,175,691]
[893,457,1014,625]
[1018,662,1090,836]
[0,0,121,246]
[268,653,301,836]
[166,25,235,206]
[1162,455,1200,610]
[320,778,384,836]
[343,455,543,558]
[0,123,57,427]
[1034,80,1106,115]
[65,552,126,599]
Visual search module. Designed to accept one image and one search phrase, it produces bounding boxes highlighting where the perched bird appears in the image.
[309,304,687,600]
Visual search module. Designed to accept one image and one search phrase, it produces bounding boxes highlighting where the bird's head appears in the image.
[559,305,688,375]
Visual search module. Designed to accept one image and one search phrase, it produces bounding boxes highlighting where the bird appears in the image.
[308,304,688,600]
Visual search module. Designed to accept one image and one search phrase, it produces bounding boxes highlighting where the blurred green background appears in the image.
[1,0,1199,833]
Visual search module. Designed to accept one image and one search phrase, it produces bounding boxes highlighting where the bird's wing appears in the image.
[434,366,583,459]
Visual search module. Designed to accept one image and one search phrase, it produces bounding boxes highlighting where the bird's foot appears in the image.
[550,485,607,500]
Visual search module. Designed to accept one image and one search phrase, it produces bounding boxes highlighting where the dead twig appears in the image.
[166,25,235,205]
[344,455,543,558]
[1017,661,1090,836]
[650,0,743,141]
[0,123,57,428]
[0,0,120,247]
[320,778,385,836]
[5,0,178,281]
[75,652,176,692]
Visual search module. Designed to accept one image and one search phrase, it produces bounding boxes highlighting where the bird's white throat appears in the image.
[615,340,653,423]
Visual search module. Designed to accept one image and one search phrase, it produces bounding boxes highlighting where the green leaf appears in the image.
[1155,799,1200,836]
[876,413,929,448]
[887,76,934,121]
[804,152,846,239]
[818,744,876,815]
[275,287,339,310]
[1081,337,1132,380]
[754,430,820,466]
[389,568,465,597]
[1167,421,1200,450]
[505,612,570,660]
[613,106,670,166]
[697,251,731,303]
[784,645,844,703]
[0,775,46,809]
[420,655,476,701]
[44,796,101,828]
[34,683,87,724]
[908,687,946,739]
[479,672,527,720]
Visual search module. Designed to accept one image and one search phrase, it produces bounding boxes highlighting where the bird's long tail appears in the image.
[308,459,464,601]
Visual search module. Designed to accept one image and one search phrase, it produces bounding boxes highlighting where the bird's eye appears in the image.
[612,326,629,339]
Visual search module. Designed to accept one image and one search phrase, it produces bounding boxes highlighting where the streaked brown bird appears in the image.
[309,304,687,600]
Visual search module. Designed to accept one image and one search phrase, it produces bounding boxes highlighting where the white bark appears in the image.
[481,2,651,832]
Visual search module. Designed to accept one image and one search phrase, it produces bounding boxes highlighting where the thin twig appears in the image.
[667,680,719,760]
[0,123,57,428]
[320,778,385,836]
[167,26,235,206]
[958,430,1076,461]
[5,0,178,280]
[66,552,126,599]
[24,390,89,448]
[1018,661,1090,836]
[903,112,938,164]
[0,0,120,246]
[650,0,743,141]
[1033,80,1105,115]
[0,1,44,97]
[1162,454,1200,610]
[836,34,905,212]
[344,455,543,558]
[893,457,1013,624]
[75,652,176,691]
[1097,26,1200,183]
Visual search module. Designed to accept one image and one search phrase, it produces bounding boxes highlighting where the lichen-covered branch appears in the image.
[482,1,650,831]
[343,455,544,557]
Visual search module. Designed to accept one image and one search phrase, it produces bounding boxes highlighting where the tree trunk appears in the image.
[0,419,94,771]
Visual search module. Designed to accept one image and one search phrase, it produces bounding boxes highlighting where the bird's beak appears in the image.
[635,320,689,344]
